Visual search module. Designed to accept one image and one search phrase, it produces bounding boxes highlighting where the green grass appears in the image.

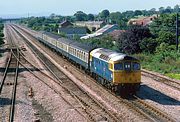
[134,51,180,80]
[165,73,180,80]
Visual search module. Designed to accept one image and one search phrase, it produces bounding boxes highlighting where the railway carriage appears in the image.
[41,32,59,50]
[68,41,94,70]
[57,38,73,57]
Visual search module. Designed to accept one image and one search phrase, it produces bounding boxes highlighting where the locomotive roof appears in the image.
[91,48,138,62]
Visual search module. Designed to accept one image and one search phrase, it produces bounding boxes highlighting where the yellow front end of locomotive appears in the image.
[109,60,141,85]
[113,71,141,85]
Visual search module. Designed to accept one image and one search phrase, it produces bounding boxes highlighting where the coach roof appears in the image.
[70,41,95,52]
[43,31,95,52]
[43,31,60,40]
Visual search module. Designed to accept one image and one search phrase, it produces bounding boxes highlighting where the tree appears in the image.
[134,10,143,16]
[148,8,157,15]
[109,12,122,24]
[156,31,176,45]
[117,25,152,54]
[122,10,134,18]
[159,7,165,14]
[50,13,56,19]
[74,11,87,21]
[0,18,2,23]
[164,6,172,13]
[117,31,140,54]
[174,5,180,13]
[140,38,157,53]
[87,14,94,21]
[100,9,110,19]
[150,8,156,12]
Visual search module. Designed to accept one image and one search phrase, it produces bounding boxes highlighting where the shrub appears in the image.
[0,32,4,37]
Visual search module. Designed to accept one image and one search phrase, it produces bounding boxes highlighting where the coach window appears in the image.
[79,51,81,59]
[69,47,71,53]
[77,50,79,57]
[81,51,83,59]
[83,52,85,61]
[80,51,82,59]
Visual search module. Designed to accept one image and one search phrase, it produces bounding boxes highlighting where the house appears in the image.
[128,15,158,26]
[80,24,118,39]
[59,20,73,28]
[58,27,87,38]
[74,21,106,31]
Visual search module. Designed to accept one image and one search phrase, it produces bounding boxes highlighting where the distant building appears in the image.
[59,20,73,28]
[74,21,106,31]
[128,15,158,26]
[58,27,87,38]
[81,24,118,39]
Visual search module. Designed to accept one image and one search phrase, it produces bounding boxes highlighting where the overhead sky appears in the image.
[0,0,179,18]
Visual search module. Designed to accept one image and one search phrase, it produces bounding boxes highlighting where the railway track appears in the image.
[116,94,177,122]
[0,49,20,122]
[130,95,176,122]
[10,24,122,121]
[142,70,180,91]
[11,24,178,122]
[0,25,21,122]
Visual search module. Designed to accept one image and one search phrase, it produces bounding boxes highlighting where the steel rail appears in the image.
[132,95,177,122]
[142,70,180,91]
[0,50,12,94]
[9,49,20,122]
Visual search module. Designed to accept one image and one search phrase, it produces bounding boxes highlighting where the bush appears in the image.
[0,37,4,45]
[0,32,4,37]
[134,48,180,76]
[156,31,176,45]
[140,38,157,53]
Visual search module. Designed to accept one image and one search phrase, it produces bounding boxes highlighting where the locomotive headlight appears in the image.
[125,64,130,68]
[124,62,131,70]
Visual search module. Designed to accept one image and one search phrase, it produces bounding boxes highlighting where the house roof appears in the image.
[128,15,158,26]
[81,24,118,39]
[96,24,118,34]
[75,21,105,26]
[60,20,73,27]
[58,27,87,34]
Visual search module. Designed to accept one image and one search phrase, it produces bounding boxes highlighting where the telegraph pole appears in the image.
[176,13,179,51]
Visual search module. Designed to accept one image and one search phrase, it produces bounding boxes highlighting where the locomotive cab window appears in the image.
[124,62,131,71]
[133,62,140,70]
[114,63,123,70]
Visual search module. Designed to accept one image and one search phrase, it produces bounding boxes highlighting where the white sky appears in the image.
[0,0,179,18]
